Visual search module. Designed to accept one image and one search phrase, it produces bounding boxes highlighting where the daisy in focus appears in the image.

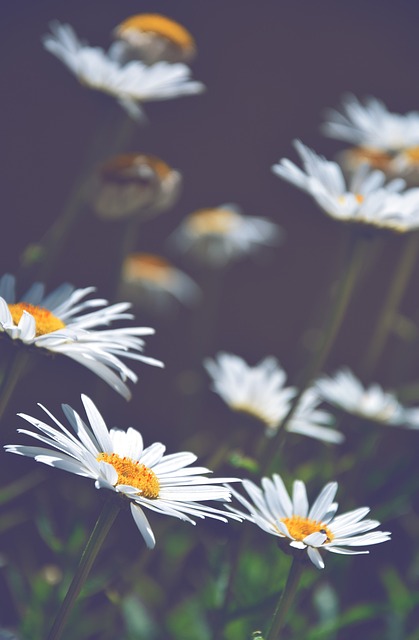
[92,153,182,220]
[111,14,196,65]
[272,140,419,231]
[0,274,163,400]
[228,475,391,569]
[43,22,204,120]
[171,204,282,267]
[316,368,411,426]
[120,253,201,312]
[204,353,342,443]
[322,95,419,179]
[5,395,241,548]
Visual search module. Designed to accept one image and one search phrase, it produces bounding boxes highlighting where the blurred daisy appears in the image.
[111,14,196,65]
[322,95,419,178]
[273,140,419,232]
[172,204,282,267]
[204,353,342,443]
[228,475,390,569]
[120,253,201,311]
[92,153,182,220]
[5,395,241,548]
[43,22,204,120]
[0,274,163,400]
[316,368,406,425]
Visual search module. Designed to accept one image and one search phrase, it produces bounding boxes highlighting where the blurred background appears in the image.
[1,1,419,638]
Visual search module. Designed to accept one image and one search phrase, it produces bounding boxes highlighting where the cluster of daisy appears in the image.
[6,12,417,640]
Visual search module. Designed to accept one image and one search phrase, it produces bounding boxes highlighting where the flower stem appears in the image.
[0,350,31,424]
[266,558,303,640]
[47,498,120,640]
[362,231,419,379]
[260,231,369,472]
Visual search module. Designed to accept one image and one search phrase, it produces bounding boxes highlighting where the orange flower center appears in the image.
[97,452,160,499]
[187,208,241,235]
[349,146,393,171]
[8,303,66,337]
[403,146,419,163]
[116,14,195,52]
[100,154,172,185]
[280,515,333,543]
[123,253,172,284]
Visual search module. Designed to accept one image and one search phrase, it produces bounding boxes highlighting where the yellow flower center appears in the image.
[349,146,393,171]
[403,146,419,163]
[338,193,364,205]
[100,154,172,185]
[97,452,160,499]
[8,303,66,337]
[123,253,172,285]
[280,515,334,543]
[116,14,195,52]
[187,208,241,235]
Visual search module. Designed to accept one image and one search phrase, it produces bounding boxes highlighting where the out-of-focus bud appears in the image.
[120,252,201,311]
[111,14,196,65]
[92,153,182,220]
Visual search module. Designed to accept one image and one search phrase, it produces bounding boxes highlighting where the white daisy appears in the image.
[92,153,182,220]
[121,253,201,311]
[111,14,196,65]
[171,204,282,267]
[316,368,406,425]
[322,96,419,180]
[228,475,391,569]
[272,140,419,231]
[204,353,342,444]
[5,395,241,548]
[0,274,163,400]
[43,22,204,120]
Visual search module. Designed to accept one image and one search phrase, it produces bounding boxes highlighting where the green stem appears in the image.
[47,498,120,640]
[0,350,31,424]
[260,231,369,473]
[362,231,419,379]
[266,559,303,640]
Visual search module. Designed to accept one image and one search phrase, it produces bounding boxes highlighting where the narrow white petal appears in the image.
[130,503,156,548]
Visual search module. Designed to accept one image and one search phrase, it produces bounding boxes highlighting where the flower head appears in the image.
[322,96,419,180]
[316,368,408,425]
[0,274,163,400]
[112,14,196,65]
[121,253,201,311]
[5,395,241,548]
[92,153,182,220]
[204,353,342,443]
[171,204,282,267]
[272,140,419,231]
[43,22,204,120]
[228,475,390,569]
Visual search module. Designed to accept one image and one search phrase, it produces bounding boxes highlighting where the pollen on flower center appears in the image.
[97,452,160,499]
[101,154,172,186]
[403,146,419,163]
[280,515,334,543]
[117,14,195,52]
[187,208,241,235]
[123,253,171,284]
[8,303,66,337]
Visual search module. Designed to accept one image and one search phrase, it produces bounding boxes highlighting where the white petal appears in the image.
[130,503,155,548]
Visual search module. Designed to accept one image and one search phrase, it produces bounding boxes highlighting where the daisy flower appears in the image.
[5,395,241,548]
[121,253,201,311]
[316,368,406,425]
[92,153,182,220]
[171,204,282,267]
[204,353,342,443]
[43,22,204,120]
[272,140,419,231]
[0,274,163,400]
[111,14,196,65]
[228,475,391,569]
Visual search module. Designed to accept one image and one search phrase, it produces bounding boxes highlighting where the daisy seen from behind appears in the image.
[204,353,342,443]
[322,94,419,178]
[272,140,419,231]
[315,368,409,426]
[171,204,282,267]
[5,395,241,549]
[43,22,204,120]
[0,274,163,400]
[228,474,391,569]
